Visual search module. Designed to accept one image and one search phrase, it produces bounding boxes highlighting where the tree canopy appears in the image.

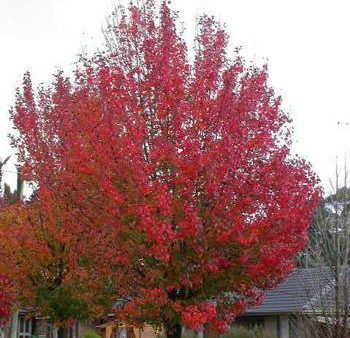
[0,156,15,322]
[2,1,320,336]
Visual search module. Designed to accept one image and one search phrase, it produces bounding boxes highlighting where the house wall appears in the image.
[263,315,290,338]
[140,325,159,338]
[101,323,158,338]
[288,315,312,338]
[264,316,278,337]
[4,314,103,338]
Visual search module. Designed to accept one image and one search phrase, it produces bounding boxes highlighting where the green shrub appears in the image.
[221,325,276,338]
[158,325,276,338]
[82,330,101,338]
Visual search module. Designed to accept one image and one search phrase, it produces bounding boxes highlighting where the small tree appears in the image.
[0,194,122,337]
[0,156,14,322]
[8,1,320,337]
[0,169,119,337]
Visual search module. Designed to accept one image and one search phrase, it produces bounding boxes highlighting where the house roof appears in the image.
[246,268,334,315]
[111,268,343,317]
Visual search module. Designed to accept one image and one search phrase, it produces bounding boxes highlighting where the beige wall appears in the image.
[263,315,291,338]
[140,325,159,338]
[264,316,278,337]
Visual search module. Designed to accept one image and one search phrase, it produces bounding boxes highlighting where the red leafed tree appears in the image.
[0,256,12,322]
[0,157,14,322]
[0,274,12,321]
[9,1,320,336]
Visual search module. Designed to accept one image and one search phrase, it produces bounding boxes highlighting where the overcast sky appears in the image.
[1,0,350,193]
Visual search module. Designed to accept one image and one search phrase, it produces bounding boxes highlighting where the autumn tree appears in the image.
[7,1,320,337]
[0,186,124,338]
[0,274,12,321]
[0,168,119,334]
[0,156,14,322]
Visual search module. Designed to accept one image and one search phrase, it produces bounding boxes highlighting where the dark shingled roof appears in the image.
[246,268,334,315]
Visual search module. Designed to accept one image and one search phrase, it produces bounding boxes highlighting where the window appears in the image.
[18,316,32,338]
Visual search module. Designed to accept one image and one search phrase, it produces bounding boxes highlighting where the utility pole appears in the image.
[9,166,24,338]
[15,165,23,199]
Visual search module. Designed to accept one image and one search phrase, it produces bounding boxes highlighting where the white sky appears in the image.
[1,0,350,192]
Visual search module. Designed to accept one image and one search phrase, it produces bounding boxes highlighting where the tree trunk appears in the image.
[165,322,182,338]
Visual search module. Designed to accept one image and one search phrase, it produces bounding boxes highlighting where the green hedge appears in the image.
[221,325,276,338]
[81,330,101,338]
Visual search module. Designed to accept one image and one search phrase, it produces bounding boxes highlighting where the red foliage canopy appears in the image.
[0,274,12,321]
[9,0,320,333]
[0,161,14,322]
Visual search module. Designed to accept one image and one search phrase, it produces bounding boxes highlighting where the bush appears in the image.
[158,326,275,338]
[82,330,101,338]
[221,325,276,338]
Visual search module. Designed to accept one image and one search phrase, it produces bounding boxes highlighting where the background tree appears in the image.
[0,156,15,322]
[0,189,125,338]
[296,167,350,338]
[7,1,320,337]
[0,166,122,337]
